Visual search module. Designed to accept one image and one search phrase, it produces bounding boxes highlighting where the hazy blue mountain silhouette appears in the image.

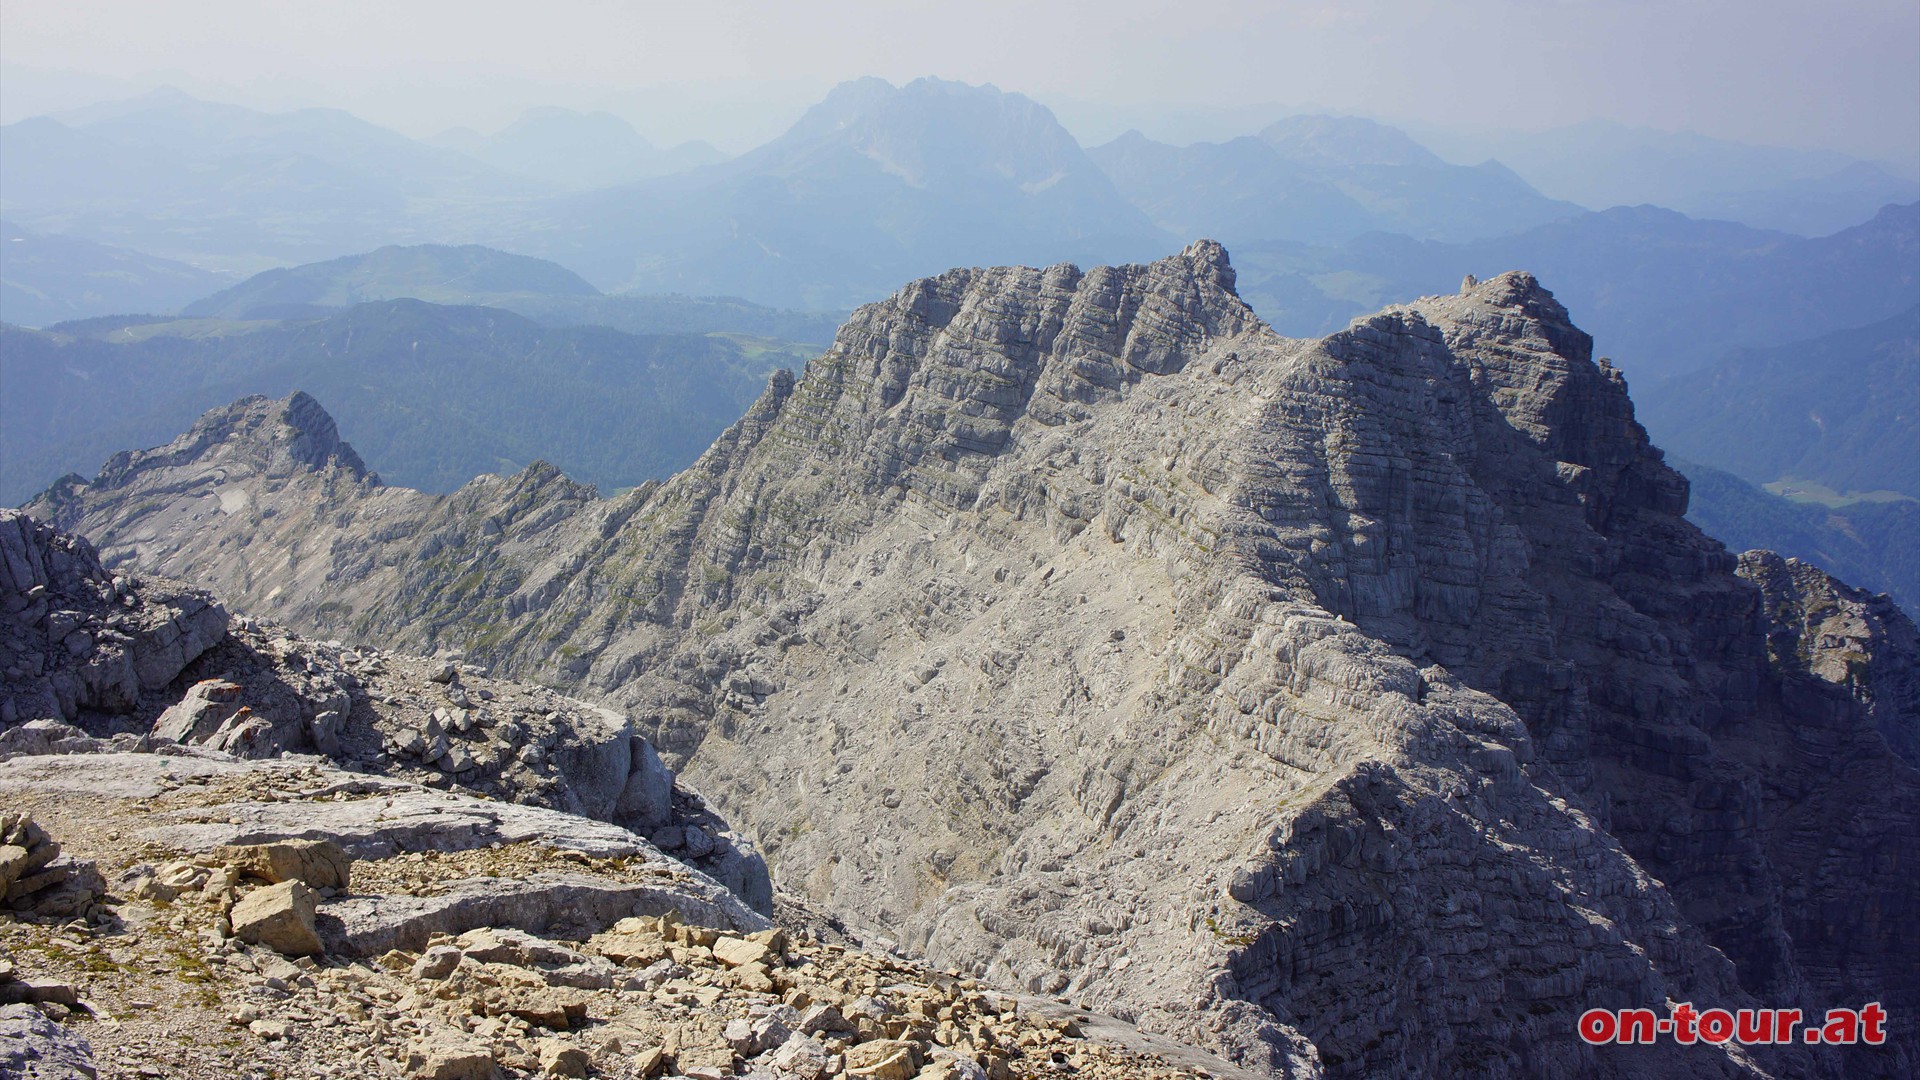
[2,299,802,503]
[1091,115,1583,245]
[520,77,1174,308]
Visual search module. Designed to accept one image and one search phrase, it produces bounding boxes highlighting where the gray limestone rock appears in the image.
[19,246,1919,1078]
[0,811,103,918]
[0,508,772,914]
[320,871,767,957]
[1738,549,1920,766]
[0,1002,97,1079]
[0,752,771,960]
[410,945,463,980]
[0,509,227,727]
[214,838,353,890]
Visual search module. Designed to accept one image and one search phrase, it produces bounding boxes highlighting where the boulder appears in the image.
[12,860,103,918]
[215,839,352,891]
[799,1003,854,1035]
[537,1040,588,1078]
[0,979,80,1007]
[710,934,771,969]
[0,814,102,916]
[403,1034,494,1080]
[504,988,589,1030]
[410,946,463,981]
[769,1033,834,1080]
[229,879,323,956]
[151,679,244,743]
[585,918,668,966]
[454,927,587,968]
[0,845,29,892]
[0,720,98,758]
[844,1039,920,1080]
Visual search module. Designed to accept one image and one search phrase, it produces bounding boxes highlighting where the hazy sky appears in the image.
[3,0,1916,168]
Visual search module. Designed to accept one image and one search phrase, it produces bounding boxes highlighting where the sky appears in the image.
[2,0,1917,170]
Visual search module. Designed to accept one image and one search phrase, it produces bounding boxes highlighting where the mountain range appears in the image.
[179,243,600,320]
[1232,201,1920,378]
[0,299,805,502]
[5,78,1915,661]
[429,106,728,189]
[1642,306,1919,499]
[1632,307,1920,614]
[1415,118,1920,236]
[10,217,1914,622]
[6,78,1913,319]
[0,217,234,327]
[170,242,846,341]
[23,246,1919,1078]
[519,77,1174,308]
[3,65,1918,1080]
[1090,116,1582,245]
[0,88,538,271]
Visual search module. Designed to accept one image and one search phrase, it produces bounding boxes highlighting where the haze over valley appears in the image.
[2,3,1916,1078]
[6,72,1914,612]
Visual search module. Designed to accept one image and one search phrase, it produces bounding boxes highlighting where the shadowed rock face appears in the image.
[0,509,227,724]
[1737,549,1920,769]
[26,243,1920,1078]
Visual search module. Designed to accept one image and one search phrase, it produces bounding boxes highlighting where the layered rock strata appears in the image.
[27,245,1920,1077]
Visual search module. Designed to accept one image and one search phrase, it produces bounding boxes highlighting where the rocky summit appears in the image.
[17,242,1920,1078]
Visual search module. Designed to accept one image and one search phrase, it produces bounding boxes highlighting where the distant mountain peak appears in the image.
[35,391,373,517]
[496,106,655,148]
[1090,114,1575,246]
[1258,113,1445,168]
[781,76,1065,144]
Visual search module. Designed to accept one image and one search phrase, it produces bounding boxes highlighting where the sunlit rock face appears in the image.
[30,244,1919,1078]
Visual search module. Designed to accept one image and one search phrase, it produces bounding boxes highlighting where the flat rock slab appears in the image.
[141,785,658,861]
[318,870,769,956]
[0,752,768,951]
[0,753,657,858]
[1015,996,1274,1080]
[0,750,237,800]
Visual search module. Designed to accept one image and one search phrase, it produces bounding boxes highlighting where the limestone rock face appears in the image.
[24,393,594,657]
[1737,549,1920,765]
[24,244,1920,1078]
[0,752,1222,1080]
[0,510,227,726]
[0,509,771,915]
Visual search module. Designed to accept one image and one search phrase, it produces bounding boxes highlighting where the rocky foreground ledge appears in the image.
[0,510,1248,1079]
[0,750,1252,1080]
[0,507,770,913]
